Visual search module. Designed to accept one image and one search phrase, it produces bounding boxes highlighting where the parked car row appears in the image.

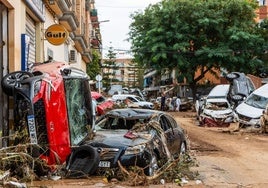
[196,72,268,132]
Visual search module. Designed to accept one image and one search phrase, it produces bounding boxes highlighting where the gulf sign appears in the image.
[45,24,68,45]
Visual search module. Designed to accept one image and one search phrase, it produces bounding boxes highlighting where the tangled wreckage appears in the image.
[0,62,191,186]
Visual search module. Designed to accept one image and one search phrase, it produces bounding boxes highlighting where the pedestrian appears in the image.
[160,92,166,111]
[176,96,181,112]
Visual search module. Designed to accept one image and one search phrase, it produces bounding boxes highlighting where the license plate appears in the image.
[27,115,38,144]
[99,161,110,167]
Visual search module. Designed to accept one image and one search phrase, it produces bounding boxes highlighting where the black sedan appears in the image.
[65,108,187,177]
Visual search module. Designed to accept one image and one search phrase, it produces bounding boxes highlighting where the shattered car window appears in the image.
[97,117,148,130]
[245,94,268,109]
[65,78,92,145]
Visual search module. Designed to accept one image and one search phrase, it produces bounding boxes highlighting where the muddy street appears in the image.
[28,111,268,188]
[174,111,268,188]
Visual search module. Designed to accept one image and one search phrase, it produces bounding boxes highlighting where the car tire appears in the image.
[1,71,33,96]
[226,72,239,81]
[144,153,158,176]
[65,145,100,178]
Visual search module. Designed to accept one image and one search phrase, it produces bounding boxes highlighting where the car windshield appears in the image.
[135,96,145,101]
[206,102,229,110]
[244,93,268,109]
[96,117,149,130]
[65,78,93,145]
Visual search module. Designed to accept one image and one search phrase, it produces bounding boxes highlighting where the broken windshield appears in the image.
[65,78,93,145]
[245,93,268,109]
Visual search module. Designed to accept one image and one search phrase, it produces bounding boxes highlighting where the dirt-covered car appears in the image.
[1,61,94,175]
[199,98,235,127]
[65,108,187,177]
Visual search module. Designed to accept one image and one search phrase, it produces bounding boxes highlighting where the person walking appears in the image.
[160,92,166,111]
[176,96,181,112]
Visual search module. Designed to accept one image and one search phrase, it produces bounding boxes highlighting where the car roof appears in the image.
[251,83,268,97]
[207,84,230,99]
[91,91,101,99]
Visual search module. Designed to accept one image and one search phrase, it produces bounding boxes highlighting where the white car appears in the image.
[112,94,154,109]
[199,98,234,127]
[235,83,268,129]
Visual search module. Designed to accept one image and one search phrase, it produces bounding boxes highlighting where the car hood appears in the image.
[90,129,152,148]
[203,108,233,118]
[235,102,263,119]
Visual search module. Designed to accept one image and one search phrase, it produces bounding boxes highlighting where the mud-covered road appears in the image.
[174,111,268,188]
[30,112,268,188]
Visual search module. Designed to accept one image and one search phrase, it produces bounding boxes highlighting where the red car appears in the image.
[91,91,114,115]
[1,61,94,175]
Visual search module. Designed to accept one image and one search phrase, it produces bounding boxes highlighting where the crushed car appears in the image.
[1,61,94,175]
[197,84,235,127]
[65,108,187,177]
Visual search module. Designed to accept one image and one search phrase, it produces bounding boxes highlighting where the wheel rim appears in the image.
[148,155,158,176]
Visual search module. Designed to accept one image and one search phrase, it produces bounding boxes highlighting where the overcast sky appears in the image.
[94,0,162,58]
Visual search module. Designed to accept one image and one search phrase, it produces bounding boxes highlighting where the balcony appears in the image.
[45,0,71,16]
[82,51,92,63]
[73,34,88,53]
[90,9,98,16]
[59,11,79,32]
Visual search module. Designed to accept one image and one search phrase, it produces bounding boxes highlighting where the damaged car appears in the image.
[65,108,187,177]
[1,61,94,175]
[225,72,255,106]
[235,83,268,130]
[197,84,235,127]
[199,98,234,127]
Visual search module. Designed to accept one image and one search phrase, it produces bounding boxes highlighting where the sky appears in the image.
[94,0,162,58]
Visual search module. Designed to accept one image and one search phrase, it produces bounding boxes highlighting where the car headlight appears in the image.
[124,144,146,155]
[249,118,260,125]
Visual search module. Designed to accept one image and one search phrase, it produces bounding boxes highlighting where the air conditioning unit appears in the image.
[69,50,77,63]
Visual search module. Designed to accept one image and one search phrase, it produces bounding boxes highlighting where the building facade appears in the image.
[0,0,101,146]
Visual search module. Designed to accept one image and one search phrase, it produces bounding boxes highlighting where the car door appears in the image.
[159,115,177,154]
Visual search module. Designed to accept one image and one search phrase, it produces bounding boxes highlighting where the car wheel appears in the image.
[145,153,158,176]
[226,72,239,81]
[65,145,100,178]
[1,71,33,96]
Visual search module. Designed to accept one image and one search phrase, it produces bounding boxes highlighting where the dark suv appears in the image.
[1,61,94,174]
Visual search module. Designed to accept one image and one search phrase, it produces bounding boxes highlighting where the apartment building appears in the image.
[0,0,101,145]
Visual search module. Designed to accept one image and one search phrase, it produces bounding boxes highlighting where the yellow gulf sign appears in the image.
[45,24,68,45]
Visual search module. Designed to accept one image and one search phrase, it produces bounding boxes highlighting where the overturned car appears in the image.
[65,108,188,177]
[1,61,94,175]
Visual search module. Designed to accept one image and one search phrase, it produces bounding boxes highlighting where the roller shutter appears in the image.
[26,14,36,65]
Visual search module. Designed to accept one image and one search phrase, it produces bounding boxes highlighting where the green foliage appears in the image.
[102,46,120,89]
[86,50,101,79]
[129,0,266,98]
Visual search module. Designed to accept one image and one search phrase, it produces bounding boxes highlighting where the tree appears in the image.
[86,49,101,80]
[101,46,120,90]
[128,0,266,101]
